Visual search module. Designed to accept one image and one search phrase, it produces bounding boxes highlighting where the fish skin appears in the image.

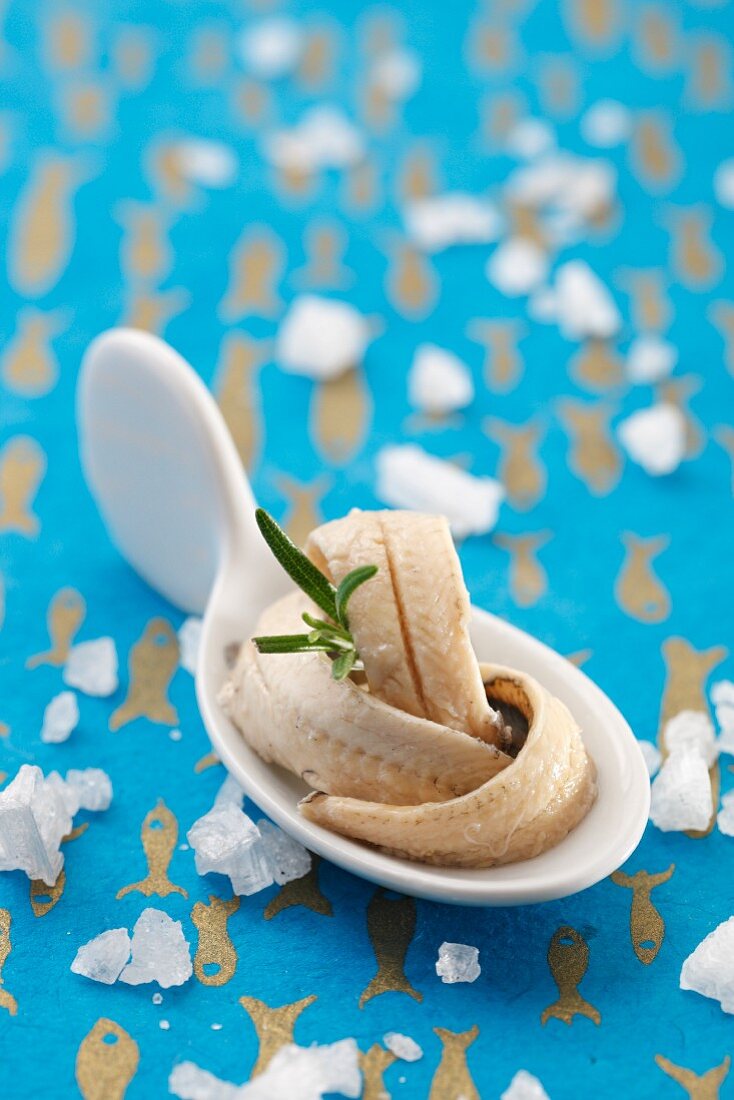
[220,592,510,807]
[300,664,596,868]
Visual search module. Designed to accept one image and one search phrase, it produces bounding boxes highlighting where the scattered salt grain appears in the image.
[435,941,481,984]
[663,710,718,768]
[554,260,622,341]
[501,1069,551,1100]
[506,152,616,225]
[649,750,713,832]
[275,296,371,380]
[581,100,632,148]
[717,791,734,836]
[237,17,303,80]
[713,683,734,755]
[211,1023,222,1031]
[214,774,245,808]
[169,1061,241,1100]
[176,140,238,189]
[119,908,192,988]
[63,637,118,697]
[160,1019,171,1031]
[41,691,79,743]
[626,335,677,385]
[404,193,502,252]
[507,118,555,160]
[71,928,131,985]
[170,729,183,742]
[0,764,75,884]
[153,992,163,1005]
[408,344,474,415]
[65,768,113,811]
[263,106,365,173]
[637,740,661,777]
[713,158,734,210]
[375,444,504,539]
[617,403,686,476]
[713,681,734,708]
[257,819,312,884]
[188,801,273,896]
[178,617,202,675]
[680,917,734,1013]
[486,238,548,297]
[371,48,421,100]
[383,1032,423,1062]
[527,285,557,324]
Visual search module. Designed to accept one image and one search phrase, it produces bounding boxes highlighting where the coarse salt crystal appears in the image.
[237,17,303,80]
[662,710,718,768]
[188,801,273,896]
[713,158,734,210]
[554,260,622,341]
[175,140,238,188]
[41,691,79,743]
[71,928,131,985]
[506,118,555,160]
[383,1032,423,1062]
[626,335,677,385]
[0,765,75,885]
[65,768,113,811]
[275,296,371,380]
[257,819,312,885]
[581,100,632,148]
[717,790,734,836]
[435,941,481,983]
[617,403,686,476]
[263,106,365,173]
[371,48,421,100]
[178,617,202,675]
[63,637,118,697]
[638,740,661,777]
[169,1061,241,1100]
[119,908,193,989]
[501,1069,551,1100]
[404,193,502,253]
[486,238,548,297]
[649,749,713,832]
[408,344,474,415]
[680,917,734,1014]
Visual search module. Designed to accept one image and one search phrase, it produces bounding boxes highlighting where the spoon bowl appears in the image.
[78,328,651,906]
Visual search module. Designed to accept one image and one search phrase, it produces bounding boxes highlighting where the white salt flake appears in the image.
[713,681,734,707]
[581,100,632,147]
[501,1069,551,1100]
[240,1039,361,1099]
[713,158,734,210]
[65,768,113,811]
[626,335,677,385]
[527,285,557,324]
[554,260,622,340]
[376,444,504,539]
[435,941,481,984]
[486,238,548,297]
[41,691,79,743]
[63,637,118,697]
[214,774,245,808]
[170,729,183,742]
[188,802,273,896]
[663,710,718,767]
[506,152,616,225]
[176,140,237,189]
[637,740,662,777]
[507,117,555,160]
[153,992,163,1005]
[408,344,474,415]
[169,1061,241,1100]
[681,917,734,1013]
[371,48,421,100]
[649,750,713,832]
[237,17,302,80]
[160,1019,171,1030]
[617,403,686,476]
[383,1032,423,1062]
[275,295,371,380]
[257,819,312,884]
[717,790,734,836]
[0,764,75,884]
[120,908,192,988]
[713,681,734,754]
[263,106,365,173]
[178,617,203,674]
[404,193,503,252]
[71,928,131,985]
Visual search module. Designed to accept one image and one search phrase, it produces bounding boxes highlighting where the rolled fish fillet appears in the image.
[300,665,597,868]
[219,591,512,807]
[306,510,505,746]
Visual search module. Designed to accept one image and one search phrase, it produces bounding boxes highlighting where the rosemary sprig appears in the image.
[252,509,377,681]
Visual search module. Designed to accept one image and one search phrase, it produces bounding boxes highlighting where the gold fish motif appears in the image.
[215,333,265,472]
[563,0,621,49]
[232,79,272,129]
[479,90,526,146]
[657,375,705,457]
[121,286,190,335]
[362,79,396,134]
[484,418,546,510]
[1,307,69,397]
[655,1054,730,1100]
[311,366,372,464]
[570,339,624,391]
[112,26,155,91]
[615,533,671,624]
[219,226,285,322]
[686,33,732,111]
[709,301,734,377]
[27,586,85,668]
[30,868,66,918]
[194,751,220,774]
[557,399,621,496]
[0,908,17,1016]
[616,268,671,333]
[467,318,525,392]
[264,855,333,920]
[294,220,353,290]
[147,142,193,207]
[75,1018,139,1100]
[275,474,331,548]
[666,207,723,290]
[634,5,679,73]
[428,1026,480,1100]
[115,201,172,283]
[297,27,336,91]
[537,56,580,119]
[470,21,516,74]
[192,895,239,986]
[541,926,601,1025]
[0,436,47,537]
[274,162,314,203]
[385,240,438,319]
[240,995,317,1075]
[188,26,228,86]
[116,799,188,899]
[630,113,682,193]
[397,145,438,203]
[494,532,552,607]
[43,10,92,72]
[714,425,734,494]
[567,649,593,668]
[341,160,381,217]
[611,864,675,964]
[360,1044,397,1100]
[61,81,112,141]
[109,617,179,730]
[359,889,422,1008]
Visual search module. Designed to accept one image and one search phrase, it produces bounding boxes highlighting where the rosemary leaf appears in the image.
[253,634,332,654]
[335,565,379,628]
[331,647,357,681]
[255,508,338,620]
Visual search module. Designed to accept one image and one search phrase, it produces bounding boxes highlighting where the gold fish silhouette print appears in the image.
[655,1054,730,1100]
[112,26,155,92]
[75,1018,140,1100]
[360,1045,397,1100]
[115,201,172,283]
[188,26,228,86]
[275,474,330,547]
[562,0,620,50]
[27,586,85,668]
[297,26,336,92]
[558,399,621,496]
[484,418,546,510]
[666,207,723,291]
[714,426,734,495]
[116,799,188,899]
[570,339,624,391]
[215,333,265,472]
[294,220,353,290]
[428,1025,480,1100]
[61,80,112,142]
[240,995,317,1075]
[617,268,671,333]
[30,821,88,916]
[311,367,372,464]
[634,5,679,74]
[1,307,69,397]
[397,145,438,203]
[385,238,438,320]
[219,226,285,322]
[264,855,333,920]
[0,436,46,537]
[109,618,179,731]
[541,926,600,1025]
[232,78,272,130]
[359,889,422,1008]
[121,286,190,336]
[611,864,675,965]
[8,153,87,297]
[709,301,734,377]
[686,33,732,112]
[194,751,220,774]
[470,19,515,75]
[467,319,525,392]
[341,160,381,217]
[147,141,193,207]
[43,10,91,72]
[494,532,552,607]
[657,376,705,457]
[567,649,593,668]
[630,113,681,193]
[537,56,580,120]
[479,90,526,147]
[192,895,239,986]
[0,909,17,1016]
[615,534,671,624]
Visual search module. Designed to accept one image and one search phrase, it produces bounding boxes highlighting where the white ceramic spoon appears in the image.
[78,328,651,906]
